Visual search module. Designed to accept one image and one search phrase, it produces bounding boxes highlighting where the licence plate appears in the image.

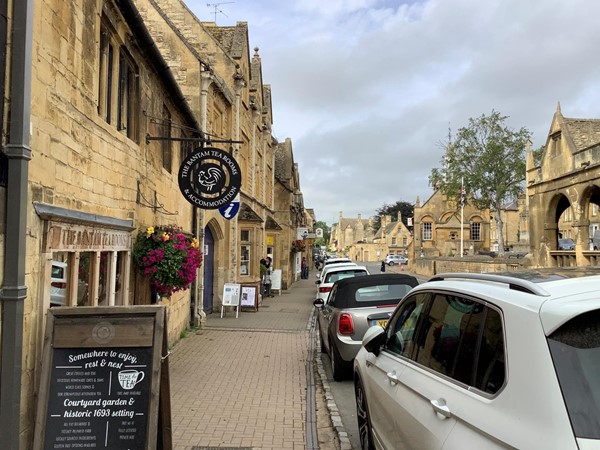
[372,319,388,328]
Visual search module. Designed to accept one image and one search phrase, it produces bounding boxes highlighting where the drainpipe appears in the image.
[0,0,33,446]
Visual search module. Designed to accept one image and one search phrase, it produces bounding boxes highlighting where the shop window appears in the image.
[240,229,251,276]
[50,251,126,308]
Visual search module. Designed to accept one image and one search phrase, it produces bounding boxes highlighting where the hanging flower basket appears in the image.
[291,239,306,253]
[133,225,203,298]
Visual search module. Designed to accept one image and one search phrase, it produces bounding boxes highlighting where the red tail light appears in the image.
[51,282,66,289]
[338,313,354,335]
[319,286,332,294]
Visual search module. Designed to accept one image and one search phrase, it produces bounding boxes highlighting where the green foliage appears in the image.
[133,225,203,298]
[430,110,531,211]
[371,201,414,231]
[313,220,330,246]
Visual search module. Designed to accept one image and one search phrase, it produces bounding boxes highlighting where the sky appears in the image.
[185,0,600,227]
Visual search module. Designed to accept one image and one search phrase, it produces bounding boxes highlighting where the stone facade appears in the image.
[527,104,600,267]
[413,190,491,259]
[1,0,307,446]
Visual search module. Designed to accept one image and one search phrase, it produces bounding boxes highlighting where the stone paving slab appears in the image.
[169,277,341,450]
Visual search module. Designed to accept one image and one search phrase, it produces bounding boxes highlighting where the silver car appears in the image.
[314,273,418,381]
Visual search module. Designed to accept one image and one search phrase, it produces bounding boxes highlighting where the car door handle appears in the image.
[386,371,399,385]
[430,398,451,418]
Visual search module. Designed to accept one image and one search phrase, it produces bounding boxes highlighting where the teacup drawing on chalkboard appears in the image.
[118,369,145,390]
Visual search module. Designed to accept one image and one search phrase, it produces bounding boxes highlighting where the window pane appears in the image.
[548,310,600,438]
[386,293,428,358]
[474,308,505,394]
[240,244,250,276]
[423,222,432,240]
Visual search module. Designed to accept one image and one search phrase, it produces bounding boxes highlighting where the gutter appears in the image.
[0,0,34,447]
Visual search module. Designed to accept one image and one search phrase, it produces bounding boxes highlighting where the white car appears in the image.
[354,269,600,450]
[50,261,68,306]
[384,254,408,266]
[315,264,369,303]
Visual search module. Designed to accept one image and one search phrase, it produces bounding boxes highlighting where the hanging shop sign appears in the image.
[218,194,240,220]
[178,147,242,210]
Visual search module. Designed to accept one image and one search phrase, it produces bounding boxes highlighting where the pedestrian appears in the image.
[301,257,308,279]
[264,268,273,297]
[260,259,268,295]
[380,260,386,272]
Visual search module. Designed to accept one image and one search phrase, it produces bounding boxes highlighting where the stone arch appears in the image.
[544,192,572,249]
[206,217,225,240]
[579,184,600,246]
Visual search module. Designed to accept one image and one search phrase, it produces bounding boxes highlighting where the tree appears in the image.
[429,110,532,257]
[371,201,414,231]
[313,220,330,247]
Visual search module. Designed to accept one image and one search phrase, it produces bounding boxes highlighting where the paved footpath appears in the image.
[169,275,342,450]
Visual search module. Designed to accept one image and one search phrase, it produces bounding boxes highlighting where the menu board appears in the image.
[44,347,152,449]
[33,306,170,450]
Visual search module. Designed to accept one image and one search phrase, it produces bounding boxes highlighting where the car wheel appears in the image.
[388,261,395,266]
[355,377,375,450]
[330,337,349,381]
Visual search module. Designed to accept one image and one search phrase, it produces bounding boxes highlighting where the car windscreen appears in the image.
[354,284,412,304]
[324,270,368,284]
[547,309,600,439]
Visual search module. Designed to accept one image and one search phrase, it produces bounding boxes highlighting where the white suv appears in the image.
[354,269,600,450]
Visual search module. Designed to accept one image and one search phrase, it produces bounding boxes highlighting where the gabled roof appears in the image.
[238,203,263,222]
[265,216,282,230]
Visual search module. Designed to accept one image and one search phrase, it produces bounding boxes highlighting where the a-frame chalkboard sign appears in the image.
[33,306,172,450]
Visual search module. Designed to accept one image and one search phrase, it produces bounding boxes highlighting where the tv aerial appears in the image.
[207,2,235,22]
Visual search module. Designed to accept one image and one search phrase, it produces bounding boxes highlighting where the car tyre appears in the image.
[355,377,375,450]
[388,261,395,266]
[330,337,349,381]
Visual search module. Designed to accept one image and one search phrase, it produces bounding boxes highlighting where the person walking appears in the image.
[260,259,268,295]
[301,257,308,279]
[380,260,386,272]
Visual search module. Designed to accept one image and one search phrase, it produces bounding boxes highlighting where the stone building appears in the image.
[329,212,376,254]
[489,200,523,252]
[372,214,413,256]
[134,0,283,313]
[527,104,600,267]
[413,190,491,258]
[0,0,307,446]
[274,138,308,288]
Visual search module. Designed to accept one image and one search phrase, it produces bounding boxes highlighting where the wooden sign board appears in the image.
[33,306,171,450]
[240,284,259,311]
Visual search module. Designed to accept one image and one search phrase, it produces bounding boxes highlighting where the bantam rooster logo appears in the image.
[198,167,222,191]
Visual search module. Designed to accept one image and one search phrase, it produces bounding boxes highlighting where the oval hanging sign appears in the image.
[178,147,242,210]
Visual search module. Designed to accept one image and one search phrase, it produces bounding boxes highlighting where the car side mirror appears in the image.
[313,298,324,307]
[362,326,386,356]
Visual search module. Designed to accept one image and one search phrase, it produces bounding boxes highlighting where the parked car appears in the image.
[315,265,369,303]
[384,254,408,266]
[558,238,575,250]
[354,269,600,450]
[314,273,418,381]
[50,261,67,306]
[316,258,355,279]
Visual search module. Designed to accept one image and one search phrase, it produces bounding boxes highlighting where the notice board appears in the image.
[33,306,171,450]
[240,284,258,311]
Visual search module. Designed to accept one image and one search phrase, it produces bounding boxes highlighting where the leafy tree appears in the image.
[371,201,414,231]
[313,220,330,247]
[429,110,531,257]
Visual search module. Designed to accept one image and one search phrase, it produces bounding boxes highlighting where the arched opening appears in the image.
[580,185,600,250]
[202,218,224,312]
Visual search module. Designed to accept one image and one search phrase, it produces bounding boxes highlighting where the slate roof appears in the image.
[563,117,600,151]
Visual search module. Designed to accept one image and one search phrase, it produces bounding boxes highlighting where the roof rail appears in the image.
[427,273,551,297]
